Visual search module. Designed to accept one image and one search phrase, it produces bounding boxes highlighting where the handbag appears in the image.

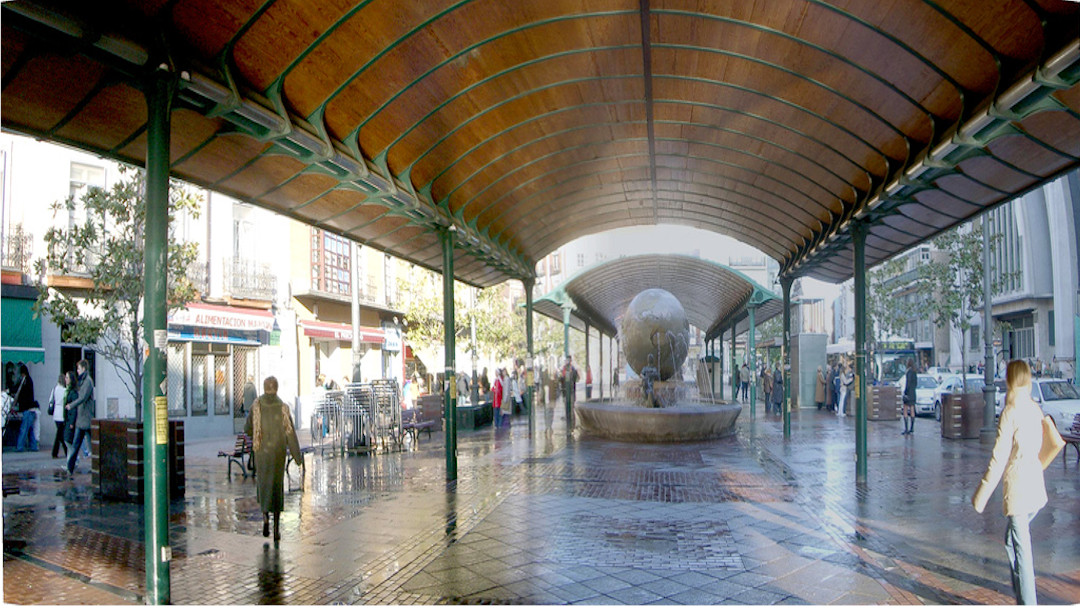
[1039,415,1065,470]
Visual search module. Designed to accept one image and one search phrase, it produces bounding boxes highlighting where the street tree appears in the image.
[916,218,1008,391]
[34,165,201,418]
[866,256,918,380]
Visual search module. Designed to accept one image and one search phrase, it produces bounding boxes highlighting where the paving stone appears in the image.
[3,411,1078,605]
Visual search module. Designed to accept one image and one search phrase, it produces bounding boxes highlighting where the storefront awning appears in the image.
[1,296,44,364]
[299,320,384,344]
[168,302,275,345]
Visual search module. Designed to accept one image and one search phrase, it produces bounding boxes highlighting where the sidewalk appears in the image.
[3,404,1079,605]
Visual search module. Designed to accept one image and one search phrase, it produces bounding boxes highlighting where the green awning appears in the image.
[2,297,44,365]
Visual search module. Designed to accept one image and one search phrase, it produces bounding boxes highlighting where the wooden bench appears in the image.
[218,433,253,480]
[402,408,435,442]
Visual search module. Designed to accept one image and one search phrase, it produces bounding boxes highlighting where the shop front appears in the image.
[167,303,274,437]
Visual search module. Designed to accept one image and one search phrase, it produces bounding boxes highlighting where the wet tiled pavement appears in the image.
[4,392,1079,605]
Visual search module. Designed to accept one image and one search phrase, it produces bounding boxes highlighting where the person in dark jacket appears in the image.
[245,376,302,542]
[902,358,918,435]
[772,365,784,413]
[12,364,38,452]
[65,360,95,474]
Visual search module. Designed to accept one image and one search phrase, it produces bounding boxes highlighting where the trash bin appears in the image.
[940,393,984,439]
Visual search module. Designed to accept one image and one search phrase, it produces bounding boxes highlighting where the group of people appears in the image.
[759,364,785,415]
[814,360,854,416]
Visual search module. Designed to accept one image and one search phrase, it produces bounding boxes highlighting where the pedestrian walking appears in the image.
[245,376,302,542]
[65,360,95,475]
[972,360,1049,605]
[48,373,68,458]
[772,365,784,413]
[62,371,78,447]
[242,375,258,416]
[492,369,504,428]
[825,364,835,411]
[761,367,773,414]
[585,365,593,400]
[837,362,852,417]
[815,365,826,410]
[500,369,512,428]
[511,369,523,415]
[560,355,579,428]
[12,364,38,452]
[739,363,750,401]
[902,359,917,435]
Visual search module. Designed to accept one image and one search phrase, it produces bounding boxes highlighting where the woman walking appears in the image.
[815,365,827,410]
[972,360,1048,604]
[49,373,69,458]
[245,376,302,542]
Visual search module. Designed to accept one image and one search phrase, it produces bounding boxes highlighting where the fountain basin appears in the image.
[576,400,741,443]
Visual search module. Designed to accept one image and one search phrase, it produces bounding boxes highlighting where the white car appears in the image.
[896,373,939,416]
[933,374,986,421]
[1032,379,1080,439]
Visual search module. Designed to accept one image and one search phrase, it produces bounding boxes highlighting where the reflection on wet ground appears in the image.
[3,398,1079,605]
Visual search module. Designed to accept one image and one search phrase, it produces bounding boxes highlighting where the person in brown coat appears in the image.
[245,376,302,542]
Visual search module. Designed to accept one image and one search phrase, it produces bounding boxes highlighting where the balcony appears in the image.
[224,257,275,301]
[2,224,33,276]
[185,260,209,296]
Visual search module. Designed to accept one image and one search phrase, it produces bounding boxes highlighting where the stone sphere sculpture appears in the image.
[620,288,690,381]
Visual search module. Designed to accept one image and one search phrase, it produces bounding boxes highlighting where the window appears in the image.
[310,229,351,295]
[577,253,585,268]
[920,246,930,262]
[550,253,561,275]
[69,162,105,202]
[969,328,980,350]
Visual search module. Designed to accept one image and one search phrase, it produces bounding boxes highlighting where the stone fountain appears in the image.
[576,288,741,442]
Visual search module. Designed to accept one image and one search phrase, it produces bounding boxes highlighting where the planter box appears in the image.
[869,386,901,421]
[940,394,985,440]
[91,419,184,502]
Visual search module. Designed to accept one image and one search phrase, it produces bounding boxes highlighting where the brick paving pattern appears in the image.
[3,399,1079,604]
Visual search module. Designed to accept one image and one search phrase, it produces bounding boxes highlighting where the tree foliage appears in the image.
[397,267,530,366]
[34,165,201,417]
[915,219,1008,389]
[867,256,916,347]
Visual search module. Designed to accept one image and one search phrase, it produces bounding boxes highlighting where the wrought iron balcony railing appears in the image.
[2,224,33,274]
[225,257,276,301]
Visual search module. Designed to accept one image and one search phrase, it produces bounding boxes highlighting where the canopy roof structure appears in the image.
[533,254,781,340]
[2,1,1079,287]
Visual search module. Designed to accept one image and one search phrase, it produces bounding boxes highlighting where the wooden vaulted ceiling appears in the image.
[532,254,781,339]
[2,0,1079,288]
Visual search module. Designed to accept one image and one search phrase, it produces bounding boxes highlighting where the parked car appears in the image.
[896,373,939,416]
[1031,379,1080,439]
[926,366,953,382]
[933,374,986,421]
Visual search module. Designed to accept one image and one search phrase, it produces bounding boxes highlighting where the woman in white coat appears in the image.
[971,359,1047,605]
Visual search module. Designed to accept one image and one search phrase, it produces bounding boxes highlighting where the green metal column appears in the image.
[562,306,572,429]
[523,279,535,437]
[441,226,457,481]
[143,67,173,605]
[853,221,869,484]
[748,305,757,417]
[731,326,737,401]
[584,322,591,400]
[781,276,793,438]
[598,329,604,400]
[709,339,716,398]
[716,338,723,400]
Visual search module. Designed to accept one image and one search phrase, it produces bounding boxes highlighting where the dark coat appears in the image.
[245,393,302,514]
[68,372,95,430]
